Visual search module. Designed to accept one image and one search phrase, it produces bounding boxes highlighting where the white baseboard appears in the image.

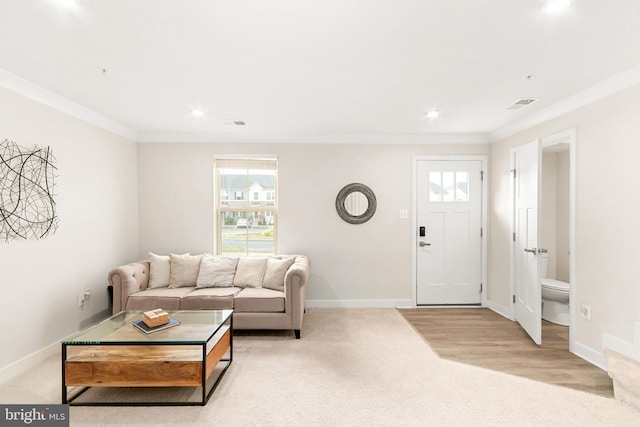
[573,341,607,370]
[0,340,60,384]
[307,299,515,312]
[483,300,608,370]
[307,299,413,308]
[485,299,514,320]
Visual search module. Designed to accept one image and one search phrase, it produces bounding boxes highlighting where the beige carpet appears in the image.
[1,308,639,426]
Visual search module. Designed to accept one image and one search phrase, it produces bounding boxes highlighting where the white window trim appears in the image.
[213,155,278,255]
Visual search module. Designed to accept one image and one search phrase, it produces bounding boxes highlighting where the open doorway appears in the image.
[540,130,575,351]
[511,128,575,350]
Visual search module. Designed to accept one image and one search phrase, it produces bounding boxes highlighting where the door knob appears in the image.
[523,248,537,253]
[419,241,431,247]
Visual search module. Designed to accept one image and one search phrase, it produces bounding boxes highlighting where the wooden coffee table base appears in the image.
[63,327,232,406]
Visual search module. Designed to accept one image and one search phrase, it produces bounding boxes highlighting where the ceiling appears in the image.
[1,0,640,142]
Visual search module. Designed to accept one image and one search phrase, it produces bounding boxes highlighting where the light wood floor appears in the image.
[398,308,614,397]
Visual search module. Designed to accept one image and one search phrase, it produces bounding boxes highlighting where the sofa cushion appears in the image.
[196,255,238,288]
[234,288,285,313]
[180,287,242,310]
[232,257,268,288]
[126,287,196,311]
[169,253,202,288]
[148,252,170,289]
[262,256,295,291]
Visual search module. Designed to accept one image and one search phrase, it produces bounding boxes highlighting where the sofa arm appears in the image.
[108,261,150,314]
[284,255,310,335]
[285,256,310,289]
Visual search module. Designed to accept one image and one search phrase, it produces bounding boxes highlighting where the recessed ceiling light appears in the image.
[50,0,80,11]
[541,0,571,14]
[191,109,205,117]
[426,110,440,119]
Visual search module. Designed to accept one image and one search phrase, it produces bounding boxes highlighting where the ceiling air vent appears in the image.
[221,120,246,126]
[506,98,538,110]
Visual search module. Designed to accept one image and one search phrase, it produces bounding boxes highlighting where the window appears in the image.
[214,157,277,255]
[429,170,469,202]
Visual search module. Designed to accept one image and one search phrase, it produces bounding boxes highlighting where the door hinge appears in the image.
[480,283,483,293]
[480,170,484,181]
[480,228,483,238]
[512,232,516,242]
[513,295,516,304]
[511,169,516,179]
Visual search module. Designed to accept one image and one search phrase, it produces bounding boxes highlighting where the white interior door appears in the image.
[513,140,542,345]
[416,160,483,305]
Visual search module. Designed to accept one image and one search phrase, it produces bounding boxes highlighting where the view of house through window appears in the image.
[214,157,277,255]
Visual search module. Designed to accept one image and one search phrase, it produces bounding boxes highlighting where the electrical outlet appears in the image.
[580,303,591,320]
[77,289,91,307]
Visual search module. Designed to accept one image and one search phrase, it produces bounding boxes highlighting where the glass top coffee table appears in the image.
[62,310,233,406]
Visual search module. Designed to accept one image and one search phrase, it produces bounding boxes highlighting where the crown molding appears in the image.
[136,132,490,145]
[0,68,138,141]
[491,64,640,141]
[7,60,639,146]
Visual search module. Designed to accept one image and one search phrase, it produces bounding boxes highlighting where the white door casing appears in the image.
[512,140,542,345]
[415,159,484,305]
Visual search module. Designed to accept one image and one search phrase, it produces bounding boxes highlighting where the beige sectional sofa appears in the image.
[108,253,310,338]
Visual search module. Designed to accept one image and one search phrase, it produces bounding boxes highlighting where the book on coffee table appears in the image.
[133,317,181,334]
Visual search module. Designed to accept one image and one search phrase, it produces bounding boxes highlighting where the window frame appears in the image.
[429,169,470,203]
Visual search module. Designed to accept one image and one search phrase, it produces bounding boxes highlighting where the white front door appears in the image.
[512,140,542,345]
[416,160,483,305]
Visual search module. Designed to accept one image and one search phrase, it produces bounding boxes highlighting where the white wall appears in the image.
[540,150,570,282]
[0,87,138,373]
[488,82,640,360]
[541,152,557,279]
[138,142,489,304]
[556,150,570,282]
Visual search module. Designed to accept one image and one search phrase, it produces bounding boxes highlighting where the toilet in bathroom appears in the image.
[540,253,570,326]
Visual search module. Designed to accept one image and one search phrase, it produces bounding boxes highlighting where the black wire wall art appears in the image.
[0,139,59,242]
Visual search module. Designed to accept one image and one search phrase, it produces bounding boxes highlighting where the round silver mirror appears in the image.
[335,183,377,224]
[344,191,369,216]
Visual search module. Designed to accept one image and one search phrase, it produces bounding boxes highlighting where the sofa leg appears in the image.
[294,329,301,339]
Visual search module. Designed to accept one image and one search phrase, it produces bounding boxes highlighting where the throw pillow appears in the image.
[168,253,202,288]
[232,257,268,288]
[262,257,295,291]
[148,252,170,288]
[196,255,239,288]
